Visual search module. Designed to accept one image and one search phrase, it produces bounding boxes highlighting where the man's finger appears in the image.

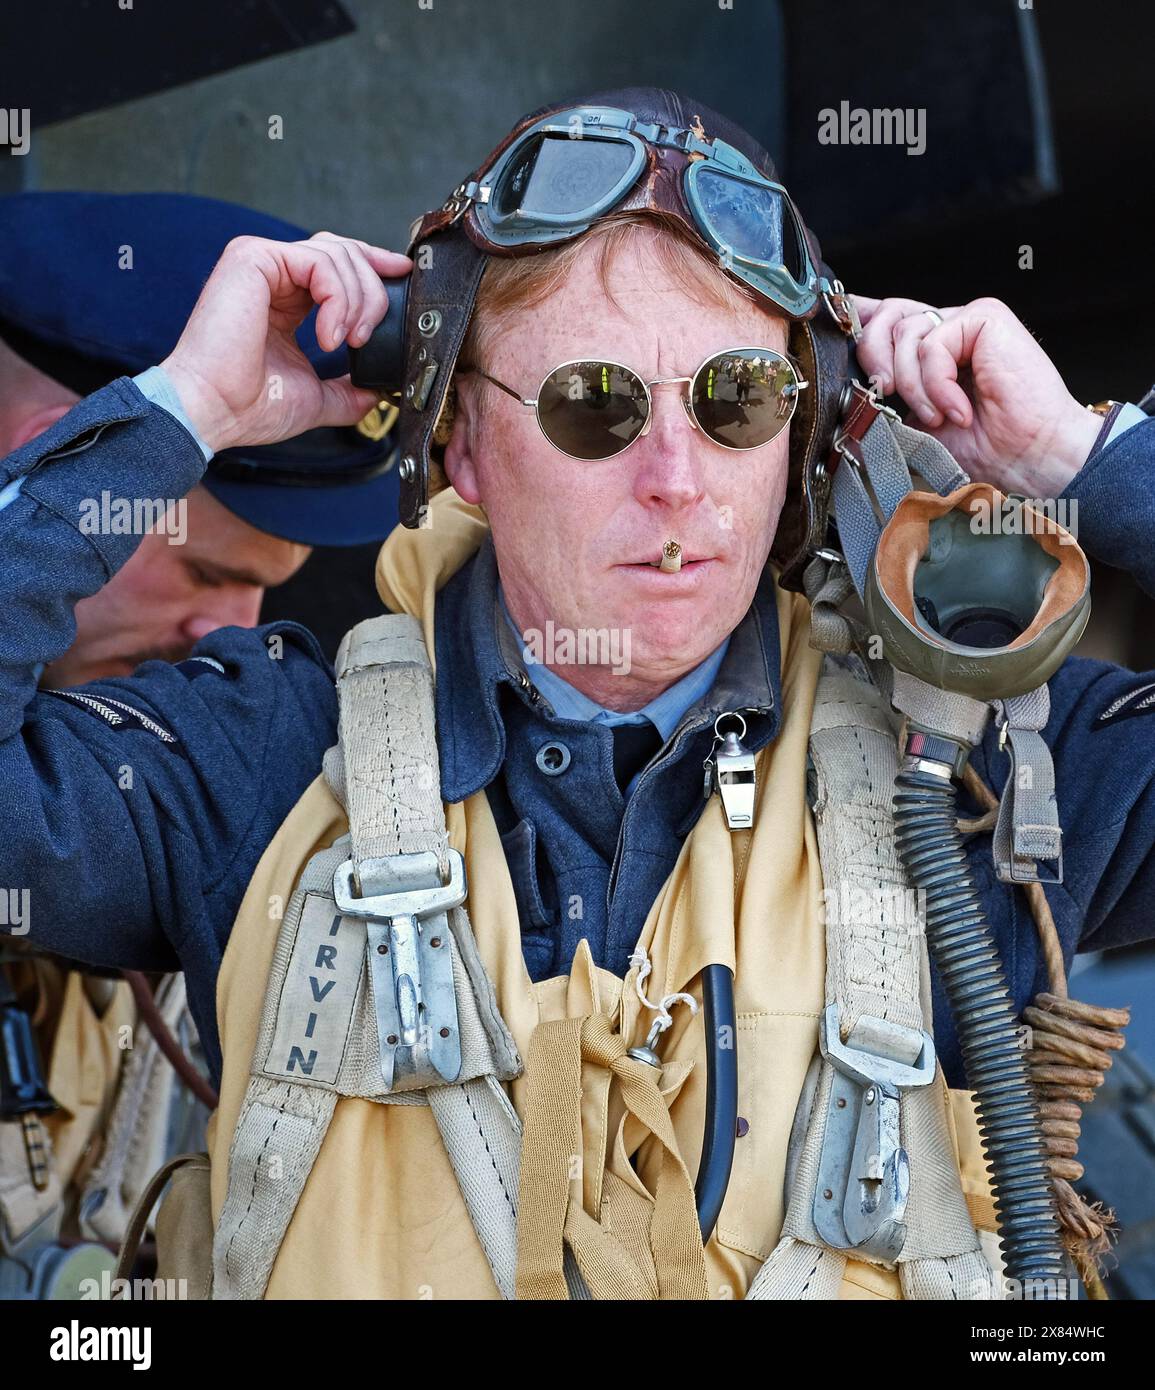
[313,231,413,276]
[855,297,934,394]
[259,242,354,352]
[357,244,414,275]
[916,316,977,427]
[891,314,942,424]
[314,375,384,429]
[343,245,394,347]
[849,293,881,325]
[304,235,410,347]
[302,237,366,349]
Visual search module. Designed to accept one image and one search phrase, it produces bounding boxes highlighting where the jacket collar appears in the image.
[433,534,784,803]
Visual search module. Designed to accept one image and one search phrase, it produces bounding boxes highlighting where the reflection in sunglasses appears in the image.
[475,348,805,459]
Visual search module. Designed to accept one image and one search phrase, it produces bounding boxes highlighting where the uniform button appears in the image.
[535,741,572,776]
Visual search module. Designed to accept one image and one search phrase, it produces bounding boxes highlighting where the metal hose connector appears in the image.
[893,765,1067,1297]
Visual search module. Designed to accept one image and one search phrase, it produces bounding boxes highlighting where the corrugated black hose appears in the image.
[893,765,1068,1298]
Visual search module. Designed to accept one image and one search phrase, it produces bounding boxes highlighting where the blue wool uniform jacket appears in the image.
[2,375,1153,1089]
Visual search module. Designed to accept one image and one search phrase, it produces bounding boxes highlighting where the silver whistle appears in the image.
[704,712,756,830]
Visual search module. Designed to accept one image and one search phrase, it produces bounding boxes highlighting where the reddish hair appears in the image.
[432,207,783,470]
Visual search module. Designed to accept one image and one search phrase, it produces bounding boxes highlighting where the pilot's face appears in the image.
[445,228,792,708]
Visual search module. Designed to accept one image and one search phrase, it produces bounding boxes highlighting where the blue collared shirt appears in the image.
[498,585,730,793]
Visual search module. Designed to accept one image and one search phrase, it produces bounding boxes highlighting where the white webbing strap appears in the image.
[426,1076,522,1299]
[335,618,451,875]
[829,406,970,599]
[747,659,997,1301]
[334,615,524,1298]
[991,685,1062,883]
[213,614,524,1300]
[213,1079,337,1300]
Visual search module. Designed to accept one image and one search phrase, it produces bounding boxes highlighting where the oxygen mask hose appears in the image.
[893,753,1066,1295]
[864,481,1093,1298]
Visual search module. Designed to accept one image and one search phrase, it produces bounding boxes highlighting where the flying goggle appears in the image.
[450,106,828,319]
[351,107,839,398]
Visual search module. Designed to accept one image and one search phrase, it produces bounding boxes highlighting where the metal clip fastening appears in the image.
[334,849,467,1090]
[626,1015,668,1069]
[821,278,864,341]
[626,945,698,1069]
[813,1005,936,1261]
[442,180,486,224]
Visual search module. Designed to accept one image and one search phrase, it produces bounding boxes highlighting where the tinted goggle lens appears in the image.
[491,134,638,220]
[691,169,807,280]
[534,349,801,460]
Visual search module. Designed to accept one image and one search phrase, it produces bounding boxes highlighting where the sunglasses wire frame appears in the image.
[473,346,809,460]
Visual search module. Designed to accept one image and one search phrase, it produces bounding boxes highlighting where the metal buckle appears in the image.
[831,433,863,468]
[829,383,903,483]
[442,180,484,225]
[814,1005,935,1261]
[333,849,467,1090]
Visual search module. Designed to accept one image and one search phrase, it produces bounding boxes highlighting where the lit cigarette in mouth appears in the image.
[659,539,683,574]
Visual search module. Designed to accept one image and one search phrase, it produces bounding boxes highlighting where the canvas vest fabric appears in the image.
[206,489,999,1299]
[1,961,134,1297]
[43,970,136,1210]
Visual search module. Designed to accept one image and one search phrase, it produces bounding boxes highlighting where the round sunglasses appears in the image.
[461,346,808,461]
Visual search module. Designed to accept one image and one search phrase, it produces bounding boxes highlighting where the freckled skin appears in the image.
[444,231,792,712]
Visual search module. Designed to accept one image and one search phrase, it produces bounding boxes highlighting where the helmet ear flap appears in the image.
[425,379,456,501]
[395,231,489,528]
[772,312,853,592]
[771,320,820,584]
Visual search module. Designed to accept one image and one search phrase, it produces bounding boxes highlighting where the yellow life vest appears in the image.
[205,489,1001,1299]
[44,970,135,1210]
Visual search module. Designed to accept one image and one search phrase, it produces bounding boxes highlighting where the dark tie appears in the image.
[610,719,663,794]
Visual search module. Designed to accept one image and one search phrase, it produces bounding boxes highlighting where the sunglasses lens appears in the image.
[537,362,649,460]
[691,349,799,449]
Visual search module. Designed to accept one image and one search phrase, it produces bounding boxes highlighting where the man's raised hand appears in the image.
[851,293,1102,498]
[161,232,412,455]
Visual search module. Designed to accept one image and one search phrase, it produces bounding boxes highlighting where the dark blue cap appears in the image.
[0,191,399,547]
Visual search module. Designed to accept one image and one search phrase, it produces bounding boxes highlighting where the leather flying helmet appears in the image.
[350,87,859,591]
